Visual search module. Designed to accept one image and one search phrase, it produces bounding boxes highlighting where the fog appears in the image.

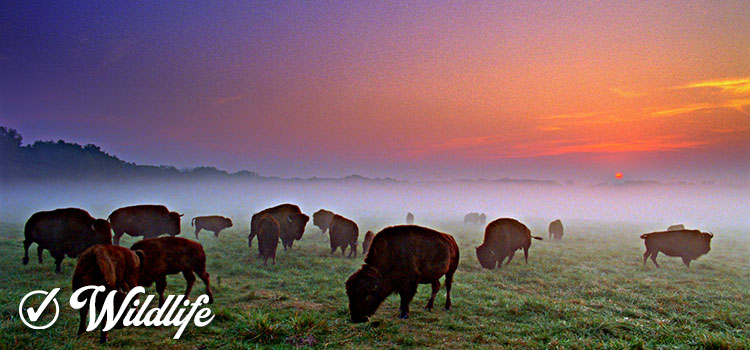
[1,179,747,236]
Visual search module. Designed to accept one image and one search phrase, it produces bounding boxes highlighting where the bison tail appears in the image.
[532,236,543,240]
[191,218,195,227]
[640,234,648,239]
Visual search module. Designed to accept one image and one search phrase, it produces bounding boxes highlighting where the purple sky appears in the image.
[1,1,749,183]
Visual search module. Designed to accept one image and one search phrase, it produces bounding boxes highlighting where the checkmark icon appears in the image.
[19,288,61,330]
[25,288,60,321]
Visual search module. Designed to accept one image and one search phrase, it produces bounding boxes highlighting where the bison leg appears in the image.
[349,243,357,258]
[642,249,650,265]
[398,281,418,319]
[649,251,660,268]
[77,306,87,335]
[248,233,255,248]
[213,229,221,238]
[37,245,45,264]
[330,244,337,255]
[444,273,454,311]
[523,246,529,264]
[682,257,691,268]
[113,231,123,246]
[425,280,440,311]
[194,226,202,240]
[23,240,31,265]
[197,270,213,304]
[156,276,167,307]
[506,251,516,266]
[183,270,196,300]
[53,252,64,273]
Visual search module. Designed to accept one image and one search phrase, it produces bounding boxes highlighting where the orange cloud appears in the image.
[677,77,750,95]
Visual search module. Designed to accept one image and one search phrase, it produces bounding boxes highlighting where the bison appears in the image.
[108,205,183,245]
[248,204,309,250]
[362,230,374,256]
[405,212,414,224]
[312,209,335,235]
[329,214,359,258]
[191,215,233,239]
[548,219,564,241]
[130,237,213,306]
[667,224,685,231]
[23,208,112,273]
[255,214,280,265]
[476,218,542,269]
[72,244,143,343]
[464,212,487,225]
[641,229,713,268]
[346,225,459,322]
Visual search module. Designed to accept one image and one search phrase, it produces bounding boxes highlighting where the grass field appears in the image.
[1,218,748,349]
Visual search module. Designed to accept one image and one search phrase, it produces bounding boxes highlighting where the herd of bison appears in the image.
[20,203,715,342]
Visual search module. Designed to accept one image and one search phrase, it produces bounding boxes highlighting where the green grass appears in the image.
[0,219,748,349]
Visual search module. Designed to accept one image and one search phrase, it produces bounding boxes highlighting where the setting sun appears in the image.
[615,173,623,179]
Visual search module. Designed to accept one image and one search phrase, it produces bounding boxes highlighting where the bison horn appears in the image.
[179,213,184,217]
[708,231,714,238]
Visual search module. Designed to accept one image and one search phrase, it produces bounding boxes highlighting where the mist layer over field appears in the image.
[1,180,747,234]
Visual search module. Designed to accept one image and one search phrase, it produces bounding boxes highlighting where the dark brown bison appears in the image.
[23,208,112,273]
[346,225,459,322]
[329,214,359,258]
[248,204,309,250]
[72,244,143,343]
[641,230,713,268]
[130,237,213,306]
[548,219,564,240]
[108,205,183,245]
[405,212,414,224]
[476,218,542,269]
[255,214,280,265]
[362,230,374,255]
[312,209,335,235]
[191,215,233,239]
[667,224,685,231]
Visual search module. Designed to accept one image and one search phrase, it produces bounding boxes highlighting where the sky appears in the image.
[1,1,749,183]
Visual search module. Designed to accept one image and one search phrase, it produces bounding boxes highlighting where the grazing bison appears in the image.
[108,205,183,245]
[549,219,564,241]
[346,225,459,322]
[248,204,309,250]
[362,230,374,255]
[641,230,713,268]
[667,224,685,231]
[476,218,542,269]
[72,244,143,343]
[191,215,233,239]
[312,209,335,235]
[329,214,359,258]
[23,208,112,273]
[479,213,487,226]
[405,212,415,224]
[255,214,280,265]
[130,237,213,306]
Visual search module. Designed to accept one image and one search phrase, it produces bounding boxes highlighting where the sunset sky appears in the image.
[1,1,748,183]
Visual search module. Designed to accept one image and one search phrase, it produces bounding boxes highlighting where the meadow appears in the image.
[0,218,748,349]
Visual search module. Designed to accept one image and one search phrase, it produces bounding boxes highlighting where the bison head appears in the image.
[167,212,183,236]
[91,219,113,245]
[289,213,309,240]
[312,210,334,232]
[346,265,387,323]
[476,244,497,269]
[694,231,713,257]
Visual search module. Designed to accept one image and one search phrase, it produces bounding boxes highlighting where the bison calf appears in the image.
[346,225,459,322]
[255,214,280,265]
[641,229,713,268]
[476,218,542,269]
[72,244,143,343]
[130,237,213,306]
[192,215,233,239]
[329,214,359,258]
[24,207,112,273]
